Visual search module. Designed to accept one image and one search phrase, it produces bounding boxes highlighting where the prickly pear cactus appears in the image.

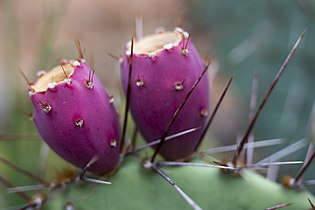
[42,156,314,210]
[1,25,314,210]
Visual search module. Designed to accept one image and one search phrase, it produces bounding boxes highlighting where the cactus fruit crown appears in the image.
[127,31,182,54]
[31,64,74,93]
[1,26,314,210]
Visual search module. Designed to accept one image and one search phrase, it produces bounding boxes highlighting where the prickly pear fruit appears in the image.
[30,59,120,174]
[121,28,209,160]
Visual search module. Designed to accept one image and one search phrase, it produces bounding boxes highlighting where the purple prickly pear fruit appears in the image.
[121,28,209,160]
[30,59,120,174]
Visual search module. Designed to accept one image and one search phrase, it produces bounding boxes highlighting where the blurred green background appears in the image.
[0,0,315,208]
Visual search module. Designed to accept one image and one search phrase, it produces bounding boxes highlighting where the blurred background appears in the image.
[0,0,315,207]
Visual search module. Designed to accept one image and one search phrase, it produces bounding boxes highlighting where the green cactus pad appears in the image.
[45,156,314,210]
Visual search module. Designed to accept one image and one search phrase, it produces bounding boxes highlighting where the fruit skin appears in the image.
[30,60,120,174]
[121,29,209,160]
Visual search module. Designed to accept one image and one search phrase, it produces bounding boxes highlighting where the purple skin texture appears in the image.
[121,29,210,160]
[31,60,120,174]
